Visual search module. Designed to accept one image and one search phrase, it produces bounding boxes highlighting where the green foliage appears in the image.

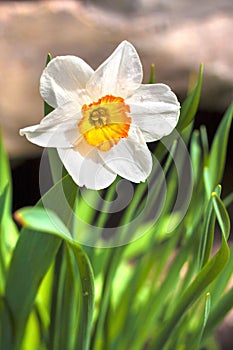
[0,131,18,295]
[44,53,54,117]
[0,64,232,350]
[177,64,203,132]
[204,102,233,194]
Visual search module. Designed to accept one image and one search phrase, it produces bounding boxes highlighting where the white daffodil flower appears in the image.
[20,41,180,190]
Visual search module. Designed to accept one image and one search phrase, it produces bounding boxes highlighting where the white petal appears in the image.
[126,84,180,142]
[99,126,152,183]
[86,41,142,100]
[20,102,81,148]
[41,101,81,125]
[40,56,94,108]
[58,146,117,190]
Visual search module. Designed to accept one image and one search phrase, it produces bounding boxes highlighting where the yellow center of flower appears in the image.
[78,95,131,151]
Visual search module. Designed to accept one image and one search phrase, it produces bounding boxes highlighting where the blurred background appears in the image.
[0,1,233,346]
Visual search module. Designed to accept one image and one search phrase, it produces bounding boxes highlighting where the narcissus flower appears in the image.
[20,41,180,190]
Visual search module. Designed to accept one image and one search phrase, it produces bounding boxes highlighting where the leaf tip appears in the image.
[149,63,156,84]
[46,52,52,66]
[14,210,26,227]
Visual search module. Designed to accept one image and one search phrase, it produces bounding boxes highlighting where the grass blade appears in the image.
[177,64,203,132]
[204,102,233,194]
[15,205,94,350]
[152,199,230,349]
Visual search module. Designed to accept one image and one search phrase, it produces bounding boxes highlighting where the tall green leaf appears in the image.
[151,192,230,350]
[1,230,61,350]
[44,53,54,117]
[0,132,18,293]
[177,64,203,132]
[17,207,95,350]
[204,102,233,194]
[1,174,82,350]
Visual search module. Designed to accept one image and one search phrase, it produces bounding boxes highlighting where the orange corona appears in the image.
[78,95,131,151]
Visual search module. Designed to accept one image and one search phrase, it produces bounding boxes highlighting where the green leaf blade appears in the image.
[2,230,61,350]
[204,102,233,193]
[177,64,203,132]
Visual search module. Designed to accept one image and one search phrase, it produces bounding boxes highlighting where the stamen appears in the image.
[78,95,131,151]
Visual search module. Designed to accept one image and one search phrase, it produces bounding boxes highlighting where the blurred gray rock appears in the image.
[0,0,232,157]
